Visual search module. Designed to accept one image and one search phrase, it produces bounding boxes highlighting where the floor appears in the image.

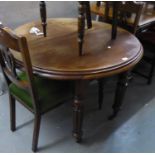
[1,73,155,153]
[1,1,155,153]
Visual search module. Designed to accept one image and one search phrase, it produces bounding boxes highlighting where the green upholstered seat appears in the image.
[9,72,73,113]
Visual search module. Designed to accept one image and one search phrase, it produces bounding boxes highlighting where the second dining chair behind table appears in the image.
[91,1,144,34]
[132,2,155,85]
[137,24,155,84]
[0,25,73,152]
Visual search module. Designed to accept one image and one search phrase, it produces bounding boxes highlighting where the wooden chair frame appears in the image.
[115,2,144,34]
[0,25,65,152]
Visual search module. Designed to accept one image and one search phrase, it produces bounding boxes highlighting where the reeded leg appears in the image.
[73,96,83,142]
[73,80,87,142]
[9,94,16,131]
[98,79,104,110]
[78,2,85,56]
[109,71,130,120]
[40,1,47,37]
[32,114,41,152]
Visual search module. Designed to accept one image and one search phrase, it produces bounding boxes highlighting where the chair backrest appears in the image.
[113,2,144,34]
[0,25,38,112]
[92,1,144,34]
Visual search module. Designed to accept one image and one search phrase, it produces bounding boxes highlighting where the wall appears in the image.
[0,1,78,28]
[0,1,78,92]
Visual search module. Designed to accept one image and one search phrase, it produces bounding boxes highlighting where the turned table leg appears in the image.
[109,71,130,120]
[40,1,47,37]
[73,80,87,142]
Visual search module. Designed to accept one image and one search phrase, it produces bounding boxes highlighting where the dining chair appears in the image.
[91,1,144,34]
[137,24,155,84]
[115,2,144,34]
[0,25,73,152]
[96,2,144,110]
[133,2,155,85]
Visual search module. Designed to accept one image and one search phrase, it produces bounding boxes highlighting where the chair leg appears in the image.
[148,62,155,85]
[98,79,104,110]
[9,94,16,132]
[32,114,41,152]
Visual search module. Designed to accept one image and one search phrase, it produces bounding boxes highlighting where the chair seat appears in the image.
[9,72,73,113]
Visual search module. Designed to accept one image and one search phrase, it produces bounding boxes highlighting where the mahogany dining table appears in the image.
[12,18,143,142]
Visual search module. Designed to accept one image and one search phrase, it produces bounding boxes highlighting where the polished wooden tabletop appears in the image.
[13,18,143,80]
[91,2,155,29]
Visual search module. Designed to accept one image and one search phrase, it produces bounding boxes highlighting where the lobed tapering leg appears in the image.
[73,80,87,143]
[32,114,41,152]
[9,94,16,132]
[109,71,130,120]
[73,96,83,142]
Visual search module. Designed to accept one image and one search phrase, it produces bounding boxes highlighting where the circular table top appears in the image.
[13,18,143,80]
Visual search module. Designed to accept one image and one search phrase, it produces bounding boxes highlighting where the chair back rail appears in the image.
[0,27,20,51]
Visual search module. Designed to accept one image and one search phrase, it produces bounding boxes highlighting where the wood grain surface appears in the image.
[12,18,143,80]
